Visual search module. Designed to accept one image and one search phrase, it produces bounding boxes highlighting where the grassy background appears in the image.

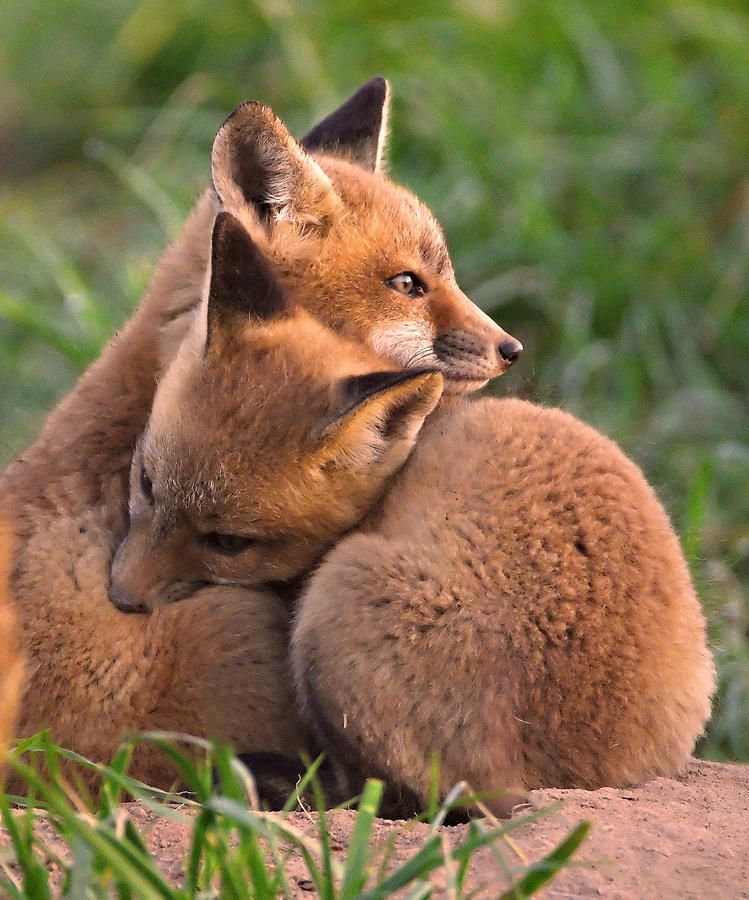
[0,0,747,759]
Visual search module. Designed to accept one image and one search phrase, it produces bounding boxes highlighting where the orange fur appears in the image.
[0,513,23,781]
[292,399,716,816]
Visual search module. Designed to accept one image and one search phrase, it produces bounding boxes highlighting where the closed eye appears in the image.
[202,532,258,556]
[387,272,426,298]
[140,467,154,506]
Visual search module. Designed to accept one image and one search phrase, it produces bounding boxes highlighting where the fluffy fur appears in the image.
[0,208,305,787]
[292,398,716,816]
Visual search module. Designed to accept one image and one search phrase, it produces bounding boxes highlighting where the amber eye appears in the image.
[140,468,154,505]
[203,532,256,556]
[387,272,426,298]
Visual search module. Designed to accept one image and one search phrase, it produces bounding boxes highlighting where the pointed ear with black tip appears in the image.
[212,101,340,232]
[205,212,291,353]
[301,76,391,174]
[316,367,443,476]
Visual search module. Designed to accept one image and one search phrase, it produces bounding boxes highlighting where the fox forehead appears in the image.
[317,156,453,275]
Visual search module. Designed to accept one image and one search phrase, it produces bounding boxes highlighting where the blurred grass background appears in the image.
[0,0,746,759]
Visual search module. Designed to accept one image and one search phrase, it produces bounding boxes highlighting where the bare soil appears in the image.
[4,759,748,897]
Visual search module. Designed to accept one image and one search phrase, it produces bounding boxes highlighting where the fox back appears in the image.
[292,398,716,816]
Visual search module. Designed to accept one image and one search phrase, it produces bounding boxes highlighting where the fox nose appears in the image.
[109,581,148,614]
[497,337,523,365]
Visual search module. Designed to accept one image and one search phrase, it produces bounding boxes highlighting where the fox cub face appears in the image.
[109,214,443,613]
[210,78,522,394]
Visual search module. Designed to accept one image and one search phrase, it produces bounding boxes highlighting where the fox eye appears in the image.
[140,468,154,505]
[203,532,255,556]
[387,272,425,298]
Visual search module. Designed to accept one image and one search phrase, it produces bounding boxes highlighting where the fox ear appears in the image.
[205,212,291,352]
[316,368,443,475]
[212,101,340,232]
[301,76,390,174]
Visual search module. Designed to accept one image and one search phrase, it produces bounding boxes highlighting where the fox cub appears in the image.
[156,76,522,391]
[110,213,442,613]
[293,400,716,815]
[114,218,714,815]
[3,80,504,784]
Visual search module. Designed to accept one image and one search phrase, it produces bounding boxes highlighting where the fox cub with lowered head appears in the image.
[110,212,443,613]
[5,79,506,785]
[115,217,714,816]
[292,399,716,815]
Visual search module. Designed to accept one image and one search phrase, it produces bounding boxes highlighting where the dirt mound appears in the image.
[5,759,747,896]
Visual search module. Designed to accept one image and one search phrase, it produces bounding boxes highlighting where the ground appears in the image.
[5,759,748,896]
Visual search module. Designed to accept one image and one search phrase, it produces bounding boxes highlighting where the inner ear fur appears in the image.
[205,212,291,353]
[317,368,444,470]
[301,76,391,174]
[211,100,340,232]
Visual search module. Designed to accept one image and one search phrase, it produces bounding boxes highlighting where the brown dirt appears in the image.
[3,759,748,897]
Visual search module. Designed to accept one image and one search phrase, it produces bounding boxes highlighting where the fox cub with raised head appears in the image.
[3,80,506,785]
[293,398,716,815]
[156,76,522,391]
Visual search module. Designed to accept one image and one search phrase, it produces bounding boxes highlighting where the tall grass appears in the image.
[0,0,746,757]
[0,733,589,897]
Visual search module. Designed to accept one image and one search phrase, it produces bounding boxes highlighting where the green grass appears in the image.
[0,733,589,897]
[0,1,746,757]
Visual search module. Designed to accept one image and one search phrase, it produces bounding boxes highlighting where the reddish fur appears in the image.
[0,513,23,782]
[292,399,716,815]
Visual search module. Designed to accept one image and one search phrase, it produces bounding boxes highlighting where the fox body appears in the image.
[292,399,716,815]
[2,80,493,783]
[112,217,714,813]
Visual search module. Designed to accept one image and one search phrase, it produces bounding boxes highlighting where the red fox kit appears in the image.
[111,219,713,815]
[2,81,491,783]
[156,77,522,391]
[292,399,716,815]
[110,213,442,613]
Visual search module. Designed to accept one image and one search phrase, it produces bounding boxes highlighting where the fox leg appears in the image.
[292,533,526,818]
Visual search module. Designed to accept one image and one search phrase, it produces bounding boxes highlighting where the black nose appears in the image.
[109,582,148,614]
[497,337,523,365]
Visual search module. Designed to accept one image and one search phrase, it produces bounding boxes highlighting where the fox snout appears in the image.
[425,288,523,392]
[431,325,523,393]
[109,536,155,614]
[108,578,148,614]
[109,526,198,614]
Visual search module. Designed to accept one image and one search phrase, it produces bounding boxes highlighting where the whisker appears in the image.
[405,346,440,368]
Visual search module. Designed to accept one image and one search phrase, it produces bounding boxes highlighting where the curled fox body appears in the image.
[109,216,714,813]
[1,80,503,784]
[292,399,716,815]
